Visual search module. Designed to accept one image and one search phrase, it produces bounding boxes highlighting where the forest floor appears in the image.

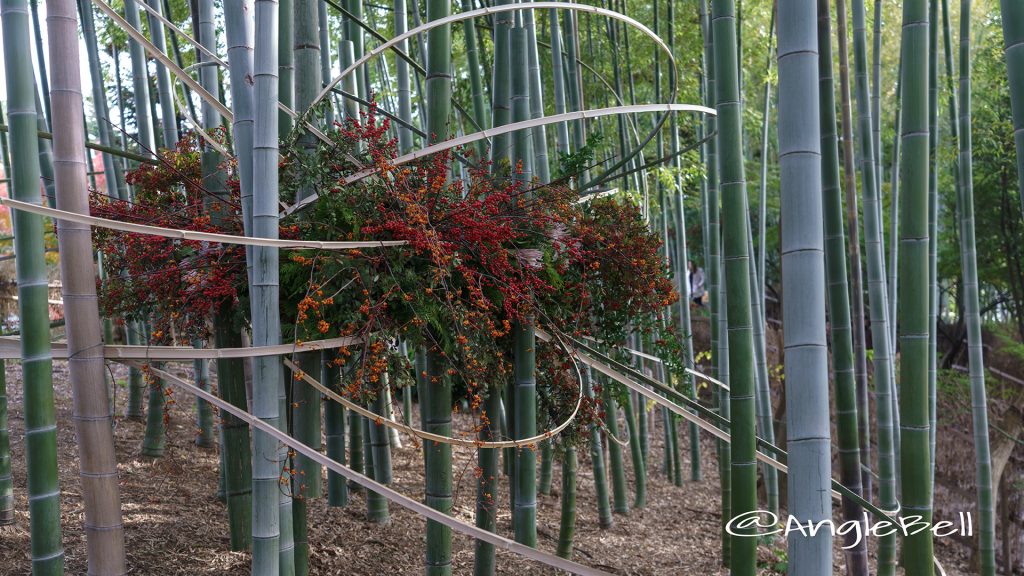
[0,351,998,575]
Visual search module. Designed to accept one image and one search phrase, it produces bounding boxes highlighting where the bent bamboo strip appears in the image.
[282,357,582,449]
[0,197,406,249]
[0,335,363,360]
[285,103,714,215]
[133,361,612,576]
[91,0,231,121]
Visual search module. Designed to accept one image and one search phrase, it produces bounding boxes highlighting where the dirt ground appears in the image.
[0,358,987,575]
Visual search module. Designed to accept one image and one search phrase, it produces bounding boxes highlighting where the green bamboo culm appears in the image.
[123,0,156,152]
[472,387,502,575]
[77,0,127,200]
[1000,0,1024,217]
[555,444,577,558]
[123,0,155,431]
[701,0,730,564]
[212,319,254,551]
[141,353,167,457]
[251,0,286,568]
[0,362,10,525]
[897,0,937,573]
[198,0,254,548]
[665,0,701,485]
[490,0,512,168]
[512,318,538,546]
[125,321,146,420]
[711,1,757,572]
[816,1,869,572]
[193,346,215,448]
[538,441,553,496]
[602,382,629,515]
[460,0,488,159]
[749,5,776,513]
[835,0,900,570]
[279,0,294,138]
[927,0,940,498]
[424,347,453,575]
[367,372,393,524]
[144,0,178,148]
[956,2,995,572]
[423,2,453,567]
[584,369,612,528]
[291,0,325,558]
[323,352,348,506]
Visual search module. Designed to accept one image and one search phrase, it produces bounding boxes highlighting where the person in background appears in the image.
[688,260,705,308]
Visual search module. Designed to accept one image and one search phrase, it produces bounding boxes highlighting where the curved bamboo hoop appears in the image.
[133,360,611,576]
[312,3,677,118]
[0,197,406,249]
[282,349,583,449]
[284,103,714,215]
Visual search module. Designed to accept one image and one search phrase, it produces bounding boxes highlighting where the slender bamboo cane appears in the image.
[473,386,501,575]
[928,0,940,498]
[34,86,57,209]
[999,0,1024,217]
[193,343,215,447]
[701,0,730,565]
[711,1,757,572]
[291,0,324,561]
[853,0,904,506]
[145,0,179,147]
[395,0,413,153]
[279,0,294,138]
[490,0,512,168]
[164,0,197,123]
[897,1,936,573]
[323,351,348,506]
[318,1,334,128]
[957,3,995,572]
[555,444,577,559]
[78,0,127,200]
[0,112,10,526]
[872,0,883,199]
[29,0,51,129]
[511,23,538,537]
[524,7,549,184]
[424,347,453,575]
[816,2,869,573]
[196,0,255,548]
[47,0,128,570]
[833,0,874,507]
[124,0,156,152]
[367,371,393,524]
[602,380,629,516]
[252,0,285,568]
[888,55,903,383]
[748,6,776,511]
[0,363,10,525]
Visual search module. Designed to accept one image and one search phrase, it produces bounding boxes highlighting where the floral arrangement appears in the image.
[91,103,678,442]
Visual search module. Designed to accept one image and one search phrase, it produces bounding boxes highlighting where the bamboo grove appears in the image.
[0,0,1020,574]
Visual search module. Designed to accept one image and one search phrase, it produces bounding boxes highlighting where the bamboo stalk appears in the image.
[1000,0,1024,216]
[47,0,128,570]
[1,3,65,570]
[251,0,285,568]
[897,0,937,572]
[956,3,995,572]
[816,2,868,572]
